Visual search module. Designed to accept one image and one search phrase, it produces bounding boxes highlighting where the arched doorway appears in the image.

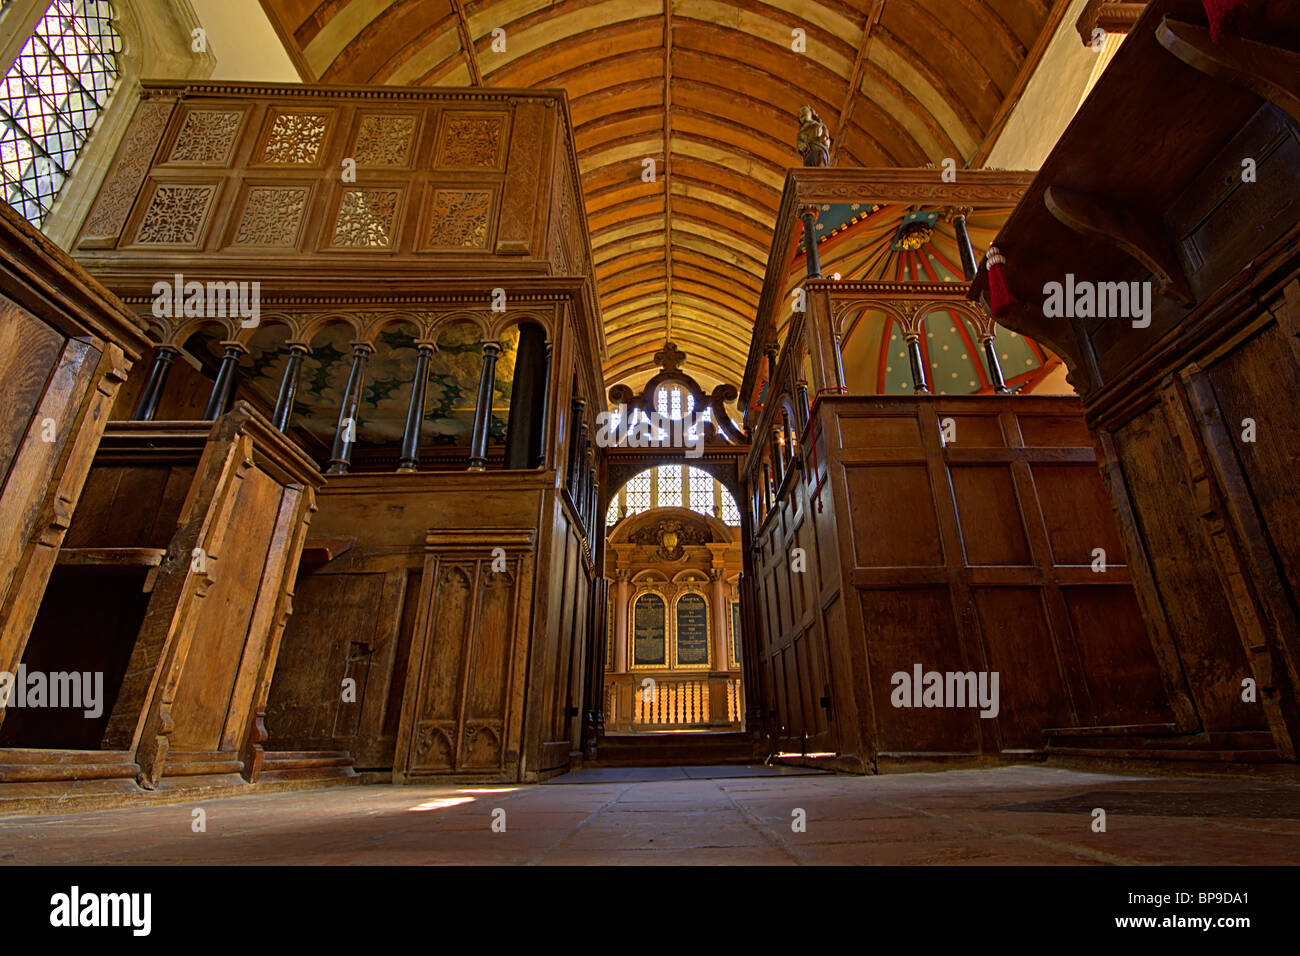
[603,466,745,734]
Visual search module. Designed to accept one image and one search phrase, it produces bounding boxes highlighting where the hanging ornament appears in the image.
[1201,0,1249,43]
[986,245,1016,319]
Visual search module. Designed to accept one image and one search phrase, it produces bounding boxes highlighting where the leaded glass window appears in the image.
[0,0,121,227]
[624,471,651,516]
[688,466,713,515]
[657,464,681,508]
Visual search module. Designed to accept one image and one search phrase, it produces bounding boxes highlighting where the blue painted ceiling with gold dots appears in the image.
[794,203,1055,395]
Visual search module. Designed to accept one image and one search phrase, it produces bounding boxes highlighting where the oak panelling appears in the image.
[268,570,394,746]
[1062,585,1176,727]
[395,526,536,781]
[1031,462,1127,566]
[844,464,943,567]
[1111,404,1266,732]
[748,394,1169,768]
[950,465,1032,566]
[981,0,1300,759]
[971,587,1072,750]
[863,587,980,755]
[1203,325,1300,617]
[0,301,64,483]
[169,467,285,752]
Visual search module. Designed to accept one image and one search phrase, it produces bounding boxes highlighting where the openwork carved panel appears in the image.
[134,184,215,245]
[168,110,242,163]
[353,114,416,166]
[261,112,329,165]
[435,114,504,168]
[82,101,173,240]
[427,188,491,249]
[331,188,400,247]
[234,186,309,247]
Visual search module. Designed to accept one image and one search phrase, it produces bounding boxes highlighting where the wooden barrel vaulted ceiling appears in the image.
[259,0,1068,392]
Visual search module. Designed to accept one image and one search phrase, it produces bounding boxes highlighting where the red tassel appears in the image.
[986,245,1016,319]
[1201,0,1249,42]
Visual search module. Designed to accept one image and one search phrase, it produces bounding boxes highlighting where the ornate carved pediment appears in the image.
[628,516,710,562]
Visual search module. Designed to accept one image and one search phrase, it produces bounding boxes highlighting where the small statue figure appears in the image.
[796,105,830,167]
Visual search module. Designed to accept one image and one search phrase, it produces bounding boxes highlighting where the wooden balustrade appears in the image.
[603,671,743,732]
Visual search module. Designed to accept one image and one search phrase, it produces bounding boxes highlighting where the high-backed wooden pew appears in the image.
[1,404,331,805]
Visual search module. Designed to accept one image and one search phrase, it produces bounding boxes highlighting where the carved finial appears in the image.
[654,341,686,372]
[796,105,831,167]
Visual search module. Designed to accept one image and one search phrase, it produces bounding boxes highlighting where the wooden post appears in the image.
[397,342,434,473]
[132,346,179,421]
[467,340,500,472]
[533,340,552,468]
[324,342,372,476]
[271,343,308,432]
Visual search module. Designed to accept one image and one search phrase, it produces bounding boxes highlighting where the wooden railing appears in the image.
[604,672,744,732]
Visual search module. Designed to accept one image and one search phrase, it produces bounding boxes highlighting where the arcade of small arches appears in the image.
[125,307,558,476]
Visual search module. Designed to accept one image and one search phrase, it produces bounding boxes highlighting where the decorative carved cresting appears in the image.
[83,100,174,240]
[436,114,504,168]
[607,341,746,444]
[427,189,492,248]
[234,186,309,246]
[169,110,242,163]
[135,184,215,244]
[261,112,329,165]
[332,189,400,247]
[353,114,417,166]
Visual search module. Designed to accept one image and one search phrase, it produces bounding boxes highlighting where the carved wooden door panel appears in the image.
[396,531,533,781]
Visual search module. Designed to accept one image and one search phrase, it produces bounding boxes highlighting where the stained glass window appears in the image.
[0,0,121,228]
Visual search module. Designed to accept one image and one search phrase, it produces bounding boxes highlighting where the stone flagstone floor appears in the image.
[2,764,1298,865]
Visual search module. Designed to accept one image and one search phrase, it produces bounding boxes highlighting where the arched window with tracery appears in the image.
[0,0,121,228]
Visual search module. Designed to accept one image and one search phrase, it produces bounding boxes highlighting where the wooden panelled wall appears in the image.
[979,0,1300,761]
[748,395,1170,769]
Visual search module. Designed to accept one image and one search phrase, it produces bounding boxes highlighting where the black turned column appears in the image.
[397,342,434,473]
[271,344,308,433]
[982,338,1009,393]
[801,207,822,279]
[202,343,243,420]
[132,346,179,421]
[953,211,978,282]
[905,333,931,395]
[468,341,501,473]
[325,343,372,476]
